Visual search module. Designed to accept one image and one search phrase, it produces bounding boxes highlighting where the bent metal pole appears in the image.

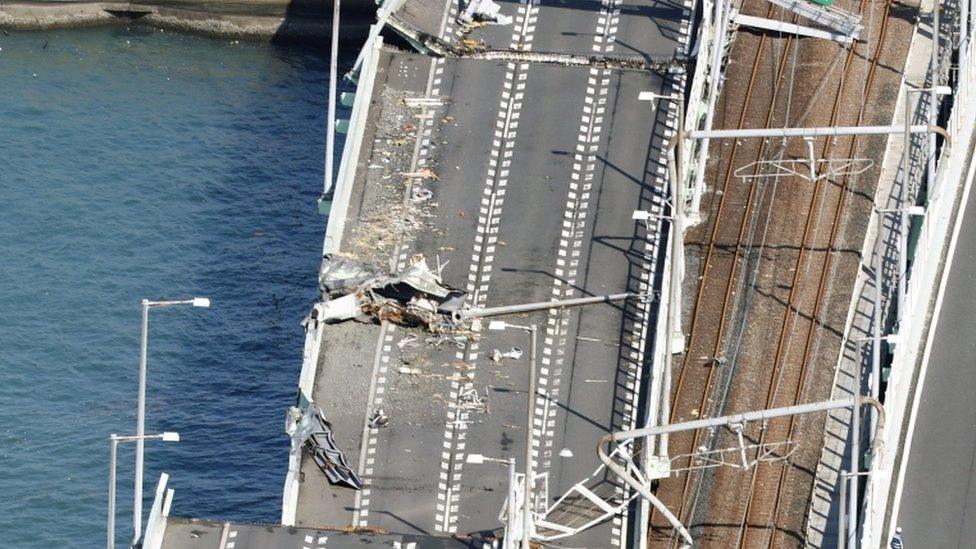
[458,292,637,320]
[688,124,949,141]
[597,397,885,547]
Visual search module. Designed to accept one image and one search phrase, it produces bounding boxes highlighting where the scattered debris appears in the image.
[459,0,514,25]
[427,334,468,350]
[314,254,468,332]
[411,188,434,203]
[458,386,491,413]
[401,167,439,180]
[491,346,524,362]
[397,333,420,349]
[368,408,390,428]
[286,404,363,490]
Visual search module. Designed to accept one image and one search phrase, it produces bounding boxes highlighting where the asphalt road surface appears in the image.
[895,168,976,546]
[292,0,687,546]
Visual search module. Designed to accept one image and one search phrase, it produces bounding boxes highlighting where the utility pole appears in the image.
[109,433,179,549]
[132,297,209,547]
[323,0,341,200]
[487,321,538,549]
[929,0,940,197]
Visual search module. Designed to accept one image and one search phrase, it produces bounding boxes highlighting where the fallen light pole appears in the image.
[457,292,637,321]
[597,396,885,549]
[463,292,639,547]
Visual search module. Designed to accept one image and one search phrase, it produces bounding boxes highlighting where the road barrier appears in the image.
[864,7,976,546]
[280,29,385,526]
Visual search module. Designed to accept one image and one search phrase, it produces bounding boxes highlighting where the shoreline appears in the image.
[0,1,374,43]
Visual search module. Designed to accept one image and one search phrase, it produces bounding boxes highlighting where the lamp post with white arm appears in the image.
[132,297,209,547]
[487,320,537,549]
[109,432,179,549]
[467,453,518,549]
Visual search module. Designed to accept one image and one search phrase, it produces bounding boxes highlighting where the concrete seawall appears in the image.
[0,0,375,42]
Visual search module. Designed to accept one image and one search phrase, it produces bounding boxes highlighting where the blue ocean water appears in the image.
[0,26,351,547]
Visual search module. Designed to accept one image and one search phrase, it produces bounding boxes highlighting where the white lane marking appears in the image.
[353,55,448,528]
[435,2,540,534]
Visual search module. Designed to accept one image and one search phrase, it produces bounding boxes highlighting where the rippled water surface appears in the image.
[0,26,348,547]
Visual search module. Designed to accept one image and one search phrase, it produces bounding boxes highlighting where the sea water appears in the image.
[0,26,351,547]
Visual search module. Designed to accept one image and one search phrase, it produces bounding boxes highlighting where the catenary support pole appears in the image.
[688,124,948,140]
[691,0,728,218]
[597,397,883,547]
[929,0,940,197]
[839,470,848,549]
[851,347,863,548]
[899,92,910,325]
[323,0,341,197]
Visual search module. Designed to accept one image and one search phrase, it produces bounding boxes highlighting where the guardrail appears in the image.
[322,27,385,256]
[864,7,976,546]
[141,473,173,549]
[280,29,385,526]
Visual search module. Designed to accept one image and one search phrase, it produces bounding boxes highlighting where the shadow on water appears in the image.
[271,0,374,47]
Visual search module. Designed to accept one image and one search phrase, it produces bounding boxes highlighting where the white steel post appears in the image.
[522,325,538,549]
[507,458,517,549]
[690,0,727,220]
[838,470,848,549]
[850,343,862,548]
[323,0,341,197]
[899,92,910,325]
[108,435,119,549]
[131,298,207,547]
[929,0,940,196]
[132,300,149,547]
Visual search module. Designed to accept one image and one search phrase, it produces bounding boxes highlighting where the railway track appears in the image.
[743,2,894,546]
[648,0,900,545]
[648,3,803,541]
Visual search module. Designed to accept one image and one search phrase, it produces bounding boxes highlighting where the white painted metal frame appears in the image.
[866,0,976,543]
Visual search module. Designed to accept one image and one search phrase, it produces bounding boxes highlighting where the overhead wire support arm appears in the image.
[688,124,950,140]
[596,397,885,548]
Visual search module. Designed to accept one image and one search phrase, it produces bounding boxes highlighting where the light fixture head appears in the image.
[161,432,180,442]
[637,91,656,102]
[933,85,952,96]
[466,454,486,464]
[192,297,211,308]
[488,321,507,331]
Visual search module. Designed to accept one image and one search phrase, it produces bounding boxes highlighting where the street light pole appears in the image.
[132,297,209,547]
[487,321,537,549]
[323,0,340,199]
[898,86,952,325]
[523,324,537,549]
[467,454,518,549]
[109,432,179,549]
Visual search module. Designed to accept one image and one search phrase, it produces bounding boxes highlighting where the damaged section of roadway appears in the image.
[387,21,690,72]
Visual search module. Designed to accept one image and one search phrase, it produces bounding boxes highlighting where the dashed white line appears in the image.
[435,0,541,533]
[353,54,450,528]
